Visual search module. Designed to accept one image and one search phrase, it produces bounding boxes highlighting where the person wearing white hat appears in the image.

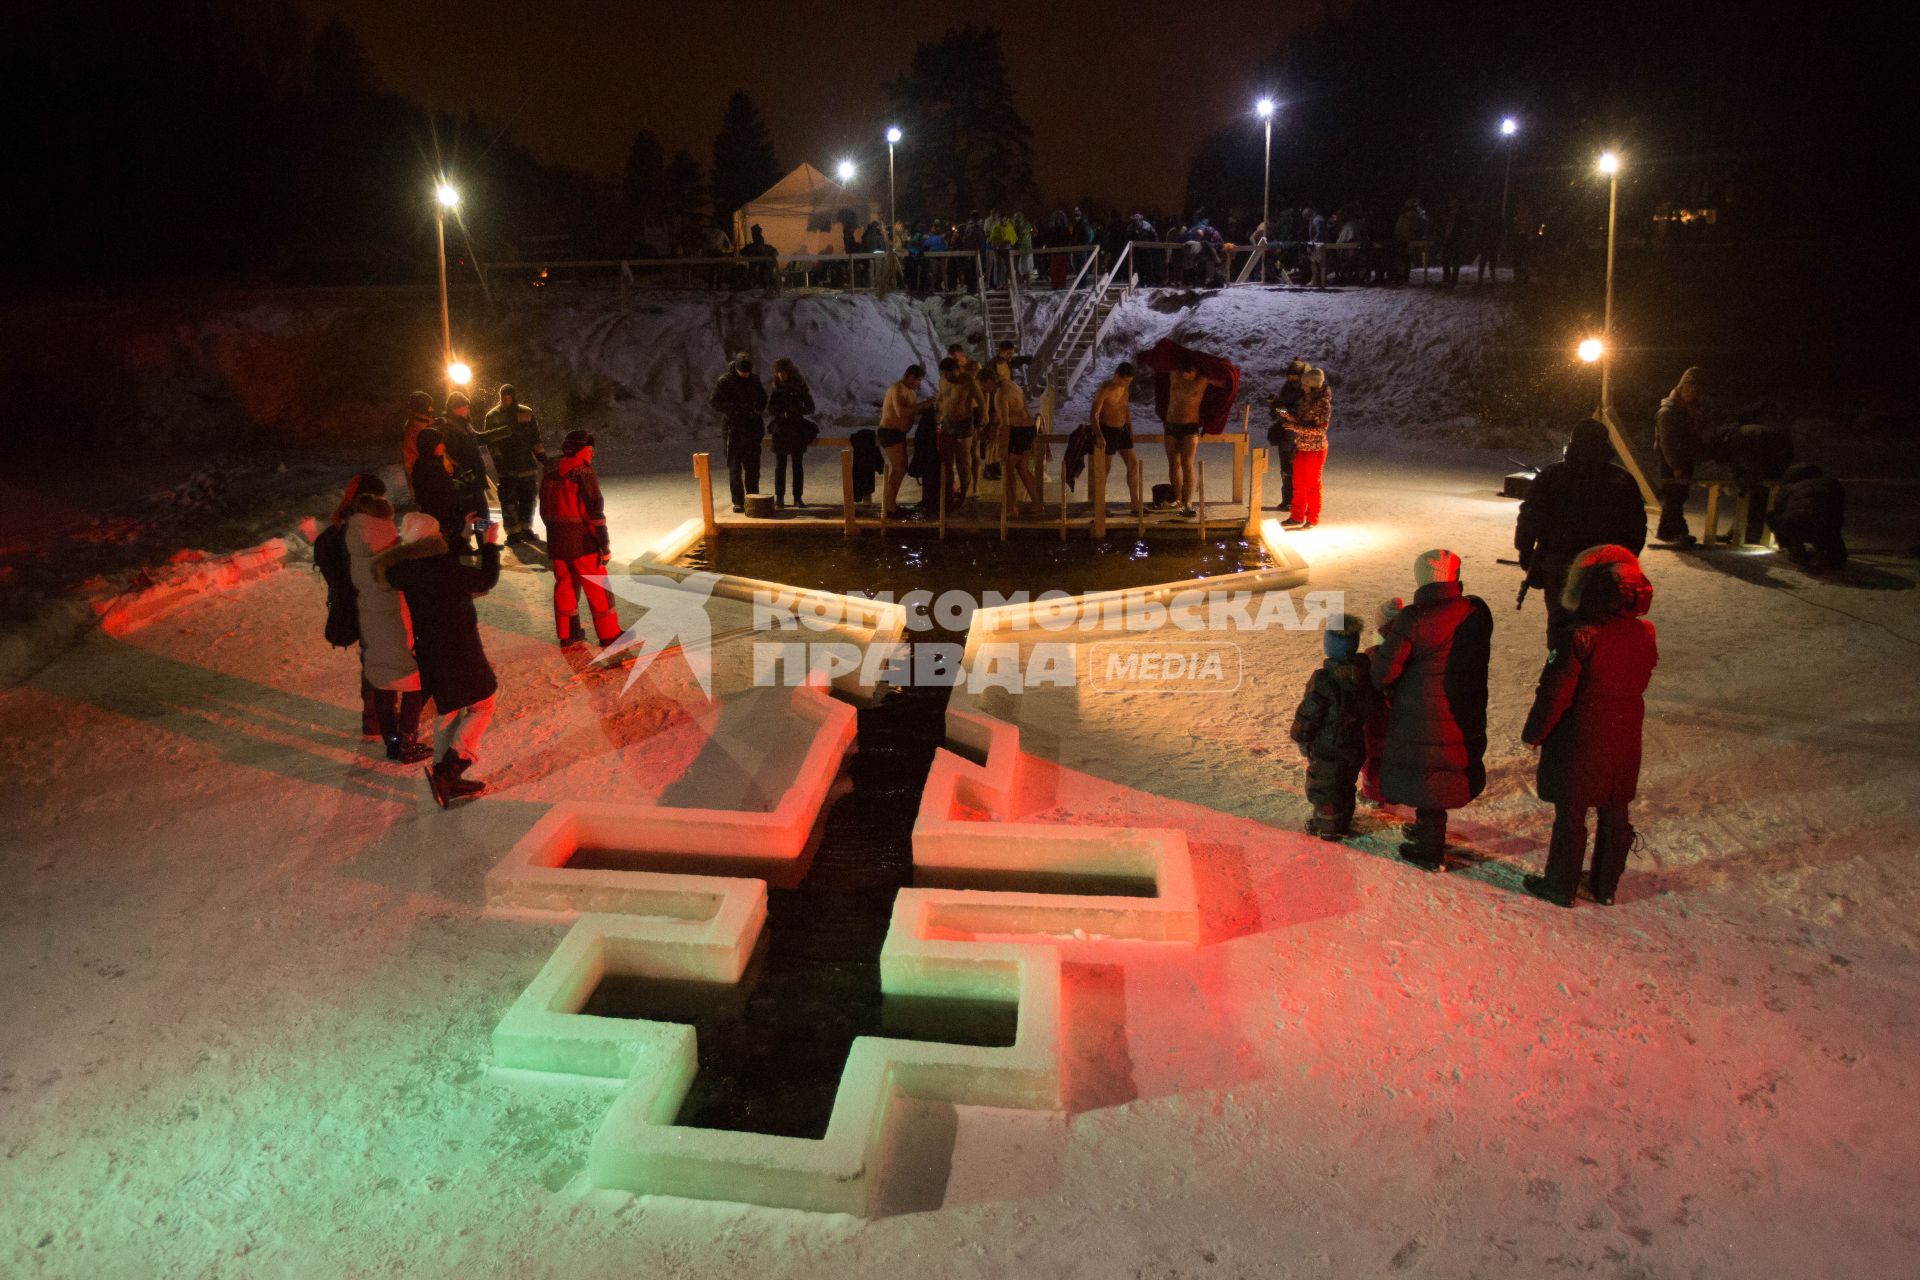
[1370,549,1494,869]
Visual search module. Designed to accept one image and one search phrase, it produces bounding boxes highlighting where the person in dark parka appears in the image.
[1516,418,1648,652]
[1521,545,1659,907]
[1289,614,1378,840]
[479,384,546,540]
[1653,367,1710,545]
[377,512,503,807]
[710,352,768,513]
[1767,463,1848,572]
[767,357,818,509]
[1371,549,1494,870]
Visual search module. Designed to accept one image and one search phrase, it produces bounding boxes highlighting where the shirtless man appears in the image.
[1164,355,1228,516]
[934,356,978,507]
[879,364,932,518]
[1089,362,1141,513]
[946,343,988,494]
[987,363,1044,513]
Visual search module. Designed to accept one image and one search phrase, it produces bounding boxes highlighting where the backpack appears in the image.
[313,523,360,649]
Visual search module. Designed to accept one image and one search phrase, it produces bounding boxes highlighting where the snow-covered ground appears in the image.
[4,436,1918,1278]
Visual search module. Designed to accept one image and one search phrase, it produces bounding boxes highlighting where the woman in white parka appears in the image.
[343,476,431,763]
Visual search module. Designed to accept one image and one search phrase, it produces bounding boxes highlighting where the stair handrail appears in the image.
[976,249,994,353]
[1051,241,1136,399]
[1028,243,1104,379]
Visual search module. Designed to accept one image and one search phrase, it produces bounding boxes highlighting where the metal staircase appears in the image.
[1028,242,1136,402]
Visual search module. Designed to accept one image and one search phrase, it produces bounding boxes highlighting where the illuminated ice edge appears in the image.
[486,516,1309,1214]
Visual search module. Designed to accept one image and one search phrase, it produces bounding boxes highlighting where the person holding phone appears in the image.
[539,430,621,648]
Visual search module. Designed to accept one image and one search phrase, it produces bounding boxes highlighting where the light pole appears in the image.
[885,126,901,234]
[1496,117,1518,277]
[1256,98,1275,282]
[433,181,459,376]
[1597,150,1621,414]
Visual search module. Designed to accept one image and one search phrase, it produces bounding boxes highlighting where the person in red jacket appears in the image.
[1370,549,1493,870]
[539,430,621,648]
[1285,366,1332,529]
[1521,546,1658,907]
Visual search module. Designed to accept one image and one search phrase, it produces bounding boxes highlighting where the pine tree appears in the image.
[709,91,781,228]
[662,150,710,252]
[887,26,1034,219]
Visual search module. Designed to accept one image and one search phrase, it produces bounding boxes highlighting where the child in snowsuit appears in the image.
[1289,614,1377,840]
[1520,545,1658,908]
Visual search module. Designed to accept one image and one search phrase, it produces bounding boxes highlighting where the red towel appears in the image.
[1136,338,1242,435]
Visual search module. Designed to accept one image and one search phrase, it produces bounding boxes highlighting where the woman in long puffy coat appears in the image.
[1370,549,1493,869]
[1521,545,1658,907]
[346,487,430,763]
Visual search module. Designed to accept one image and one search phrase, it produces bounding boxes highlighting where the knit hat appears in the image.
[1414,548,1461,587]
[497,383,517,401]
[408,390,433,415]
[446,391,469,412]
[1323,613,1364,661]
[732,351,752,371]
[1284,359,1308,376]
[562,430,595,456]
[1301,367,1325,389]
[399,512,441,544]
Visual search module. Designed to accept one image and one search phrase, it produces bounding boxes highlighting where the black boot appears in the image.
[426,753,485,807]
[1522,874,1576,908]
[1398,808,1448,871]
[385,735,432,764]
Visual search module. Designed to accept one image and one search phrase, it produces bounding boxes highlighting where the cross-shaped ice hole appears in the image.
[571,681,1151,1140]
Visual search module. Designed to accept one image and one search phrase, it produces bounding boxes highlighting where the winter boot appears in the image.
[558,615,586,649]
[427,753,486,807]
[1398,808,1448,871]
[385,735,432,765]
[1522,874,1576,908]
[1589,812,1636,906]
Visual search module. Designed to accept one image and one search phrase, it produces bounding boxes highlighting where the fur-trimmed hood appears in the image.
[1560,544,1652,617]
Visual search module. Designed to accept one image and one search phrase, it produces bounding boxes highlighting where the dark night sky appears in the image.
[298,0,1323,212]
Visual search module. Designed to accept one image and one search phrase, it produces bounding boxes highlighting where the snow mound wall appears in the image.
[5,285,1514,466]
[1062,287,1515,443]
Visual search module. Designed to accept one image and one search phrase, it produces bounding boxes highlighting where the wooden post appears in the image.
[1000,452,1011,540]
[840,449,857,538]
[1196,458,1209,542]
[1059,446,1069,541]
[694,452,717,540]
[1596,403,1658,506]
[1244,447,1267,538]
[1733,489,1752,548]
[938,453,949,540]
[1703,483,1722,546]
[1091,437,1108,539]
[1233,406,1250,503]
[878,462,889,536]
[1135,475,1145,540]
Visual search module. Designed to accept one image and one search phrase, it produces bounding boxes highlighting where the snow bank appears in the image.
[1063,286,1515,442]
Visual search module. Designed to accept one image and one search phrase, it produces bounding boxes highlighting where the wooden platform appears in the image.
[713,500,1260,537]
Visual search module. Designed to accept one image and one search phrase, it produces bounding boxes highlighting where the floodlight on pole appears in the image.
[1598,150,1622,412]
[432,178,459,372]
[1578,337,1605,363]
[884,128,901,247]
[836,159,856,183]
[447,360,473,386]
[1256,98,1275,281]
[1494,117,1519,278]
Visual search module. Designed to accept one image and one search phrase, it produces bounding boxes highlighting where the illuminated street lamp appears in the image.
[1495,117,1518,277]
[885,126,901,233]
[433,180,460,377]
[836,159,856,183]
[1255,97,1275,282]
[1578,337,1605,363]
[1597,150,1622,412]
[447,360,473,386]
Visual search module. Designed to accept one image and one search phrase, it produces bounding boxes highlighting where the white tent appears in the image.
[732,163,881,258]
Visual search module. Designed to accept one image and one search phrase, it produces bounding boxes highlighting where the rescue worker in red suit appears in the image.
[1521,545,1658,907]
[539,430,622,648]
